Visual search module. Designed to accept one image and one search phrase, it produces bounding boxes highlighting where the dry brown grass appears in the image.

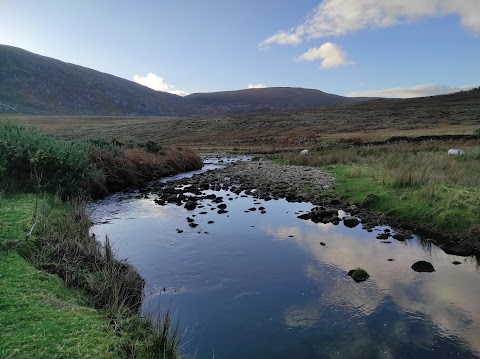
[90,146,202,196]
[6,92,480,150]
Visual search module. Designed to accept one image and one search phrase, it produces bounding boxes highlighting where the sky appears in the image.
[1,0,479,98]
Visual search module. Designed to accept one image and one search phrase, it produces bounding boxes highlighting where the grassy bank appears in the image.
[0,194,122,358]
[0,123,195,357]
[275,141,480,240]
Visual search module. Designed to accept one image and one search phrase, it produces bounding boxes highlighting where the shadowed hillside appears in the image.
[0,45,372,116]
[0,45,192,116]
[186,87,367,113]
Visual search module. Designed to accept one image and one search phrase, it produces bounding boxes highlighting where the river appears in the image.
[89,156,480,359]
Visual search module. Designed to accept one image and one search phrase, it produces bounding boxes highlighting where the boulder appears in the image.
[347,268,369,282]
[184,201,197,210]
[392,233,406,241]
[343,216,360,228]
[411,261,435,272]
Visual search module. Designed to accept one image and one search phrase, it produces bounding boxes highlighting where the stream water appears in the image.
[89,156,480,359]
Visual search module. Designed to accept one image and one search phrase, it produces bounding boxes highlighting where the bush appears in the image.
[0,122,98,197]
[1,123,202,198]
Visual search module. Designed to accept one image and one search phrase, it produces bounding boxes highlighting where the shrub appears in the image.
[0,122,98,197]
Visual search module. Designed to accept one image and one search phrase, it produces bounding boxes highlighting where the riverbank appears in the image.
[0,194,122,358]
[151,153,480,256]
[0,123,199,358]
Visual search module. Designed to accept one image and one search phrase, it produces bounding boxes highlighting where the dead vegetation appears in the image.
[8,91,480,149]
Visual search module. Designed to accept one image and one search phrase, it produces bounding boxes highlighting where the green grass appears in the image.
[328,163,480,234]
[0,194,122,358]
[275,142,480,238]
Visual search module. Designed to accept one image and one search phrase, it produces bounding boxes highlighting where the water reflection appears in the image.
[271,219,480,356]
[89,163,480,358]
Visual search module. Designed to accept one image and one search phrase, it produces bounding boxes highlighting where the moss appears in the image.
[348,267,370,282]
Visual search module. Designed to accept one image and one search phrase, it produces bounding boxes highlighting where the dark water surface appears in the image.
[89,157,480,359]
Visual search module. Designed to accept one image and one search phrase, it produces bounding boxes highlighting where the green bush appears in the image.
[0,122,97,197]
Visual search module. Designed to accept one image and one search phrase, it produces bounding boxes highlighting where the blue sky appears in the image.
[1,0,479,97]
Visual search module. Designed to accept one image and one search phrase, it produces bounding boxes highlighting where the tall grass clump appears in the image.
[0,122,98,197]
[15,196,184,358]
[22,198,145,311]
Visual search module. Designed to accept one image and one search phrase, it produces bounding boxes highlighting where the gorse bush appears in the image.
[0,122,203,198]
[0,122,97,197]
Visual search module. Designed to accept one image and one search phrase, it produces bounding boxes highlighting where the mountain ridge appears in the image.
[0,45,373,116]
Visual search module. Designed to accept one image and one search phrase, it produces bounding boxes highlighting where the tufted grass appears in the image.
[275,141,480,238]
[0,193,184,358]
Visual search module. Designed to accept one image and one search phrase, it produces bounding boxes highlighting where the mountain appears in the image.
[0,45,191,116]
[0,45,369,116]
[186,87,363,113]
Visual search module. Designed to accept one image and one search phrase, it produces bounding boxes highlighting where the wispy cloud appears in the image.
[294,42,352,69]
[260,31,303,48]
[348,84,476,98]
[261,0,480,46]
[248,83,267,89]
[133,73,188,96]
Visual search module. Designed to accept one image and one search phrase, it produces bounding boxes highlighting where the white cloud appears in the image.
[295,42,352,69]
[348,84,476,98]
[248,83,267,89]
[168,90,189,97]
[261,0,480,46]
[259,31,303,48]
[133,73,188,96]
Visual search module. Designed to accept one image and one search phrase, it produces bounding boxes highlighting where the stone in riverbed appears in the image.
[343,216,360,228]
[392,233,407,241]
[411,261,435,272]
[184,201,197,210]
[452,261,462,265]
[440,241,474,256]
[347,268,369,282]
[166,194,178,202]
[297,213,311,220]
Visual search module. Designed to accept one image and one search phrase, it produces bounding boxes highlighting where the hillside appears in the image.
[186,87,364,113]
[0,45,192,116]
[0,45,371,116]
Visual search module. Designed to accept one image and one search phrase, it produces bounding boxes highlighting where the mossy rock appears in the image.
[347,268,370,282]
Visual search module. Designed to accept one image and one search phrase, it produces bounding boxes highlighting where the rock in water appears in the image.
[184,201,197,210]
[411,261,435,272]
[440,241,473,256]
[347,268,369,282]
[343,216,360,228]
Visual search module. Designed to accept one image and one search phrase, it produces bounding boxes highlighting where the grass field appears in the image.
[6,90,480,149]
